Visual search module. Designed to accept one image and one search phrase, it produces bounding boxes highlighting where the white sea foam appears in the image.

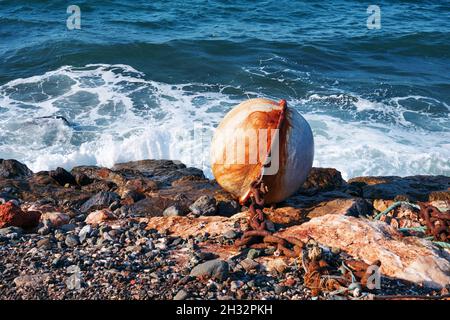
[0,64,449,180]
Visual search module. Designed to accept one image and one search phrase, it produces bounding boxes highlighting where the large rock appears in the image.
[278,214,450,289]
[0,202,41,229]
[300,167,346,194]
[112,160,204,186]
[49,167,76,186]
[0,159,32,179]
[348,175,450,201]
[80,191,120,213]
[146,212,248,238]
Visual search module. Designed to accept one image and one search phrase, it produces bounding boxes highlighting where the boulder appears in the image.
[146,212,248,238]
[300,167,346,193]
[278,214,450,289]
[49,167,76,186]
[80,191,120,213]
[348,175,450,201]
[189,195,217,216]
[0,159,32,179]
[0,202,41,229]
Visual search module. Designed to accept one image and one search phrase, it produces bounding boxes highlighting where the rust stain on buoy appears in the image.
[211,98,314,204]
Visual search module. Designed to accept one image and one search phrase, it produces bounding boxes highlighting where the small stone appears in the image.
[223,230,238,239]
[247,248,261,260]
[65,234,80,247]
[190,259,229,281]
[37,238,51,249]
[60,223,76,232]
[240,258,259,271]
[274,284,285,294]
[78,225,92,243]
[163,205,183,217]
[230,280,244,292]
[173,289,189,300]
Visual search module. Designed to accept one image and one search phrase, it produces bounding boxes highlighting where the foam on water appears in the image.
[0,64,449,180]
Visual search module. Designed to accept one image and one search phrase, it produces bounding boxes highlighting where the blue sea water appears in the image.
[0,0,449,179]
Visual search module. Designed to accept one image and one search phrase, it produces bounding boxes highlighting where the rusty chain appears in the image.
[234,179,304,257]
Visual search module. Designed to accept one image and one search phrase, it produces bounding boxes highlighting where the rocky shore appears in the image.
[0,158,448,300]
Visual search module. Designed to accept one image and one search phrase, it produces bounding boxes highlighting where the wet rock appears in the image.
[85,209,116,225]
[163,205,183,217]
[49,167,76,186]
[0,201,41,229]
[278,214,450,289]
[80,191,120,213]
[348,175,450,201]
[73,172,93,186]
[112,160,204,186]
[0,159,32,179]
[189,195,217,216]
[300,167,345,194]
[190,259,229,281]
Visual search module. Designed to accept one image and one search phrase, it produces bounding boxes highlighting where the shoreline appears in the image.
[0,158,449,300]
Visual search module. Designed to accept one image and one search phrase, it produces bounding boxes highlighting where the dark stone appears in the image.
[349,175,450,201]
[49,167,76,186]
[190,259,229,281]
[73,172,93,186]
[80,191,120,213]
[189,195,217,216]
[65,234,80,247]
[300,167,345,194]
[0,159,32,179]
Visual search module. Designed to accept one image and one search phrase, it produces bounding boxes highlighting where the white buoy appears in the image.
[211,98,314,204]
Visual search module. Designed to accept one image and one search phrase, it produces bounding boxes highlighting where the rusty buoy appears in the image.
[211,98,314,204]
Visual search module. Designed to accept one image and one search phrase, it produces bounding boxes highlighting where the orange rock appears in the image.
[85,209,116,225]
[146,212,248,238]
[0,201,41,229]
[278,214,450,289]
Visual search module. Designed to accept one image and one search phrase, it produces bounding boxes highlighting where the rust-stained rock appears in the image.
[264,257,289,274]
[263,206,306,225]
[146,212,248,238]
[0,201,41,229]
[307,198,370,218]
[278,214,450,289]
[85,209,117,225]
